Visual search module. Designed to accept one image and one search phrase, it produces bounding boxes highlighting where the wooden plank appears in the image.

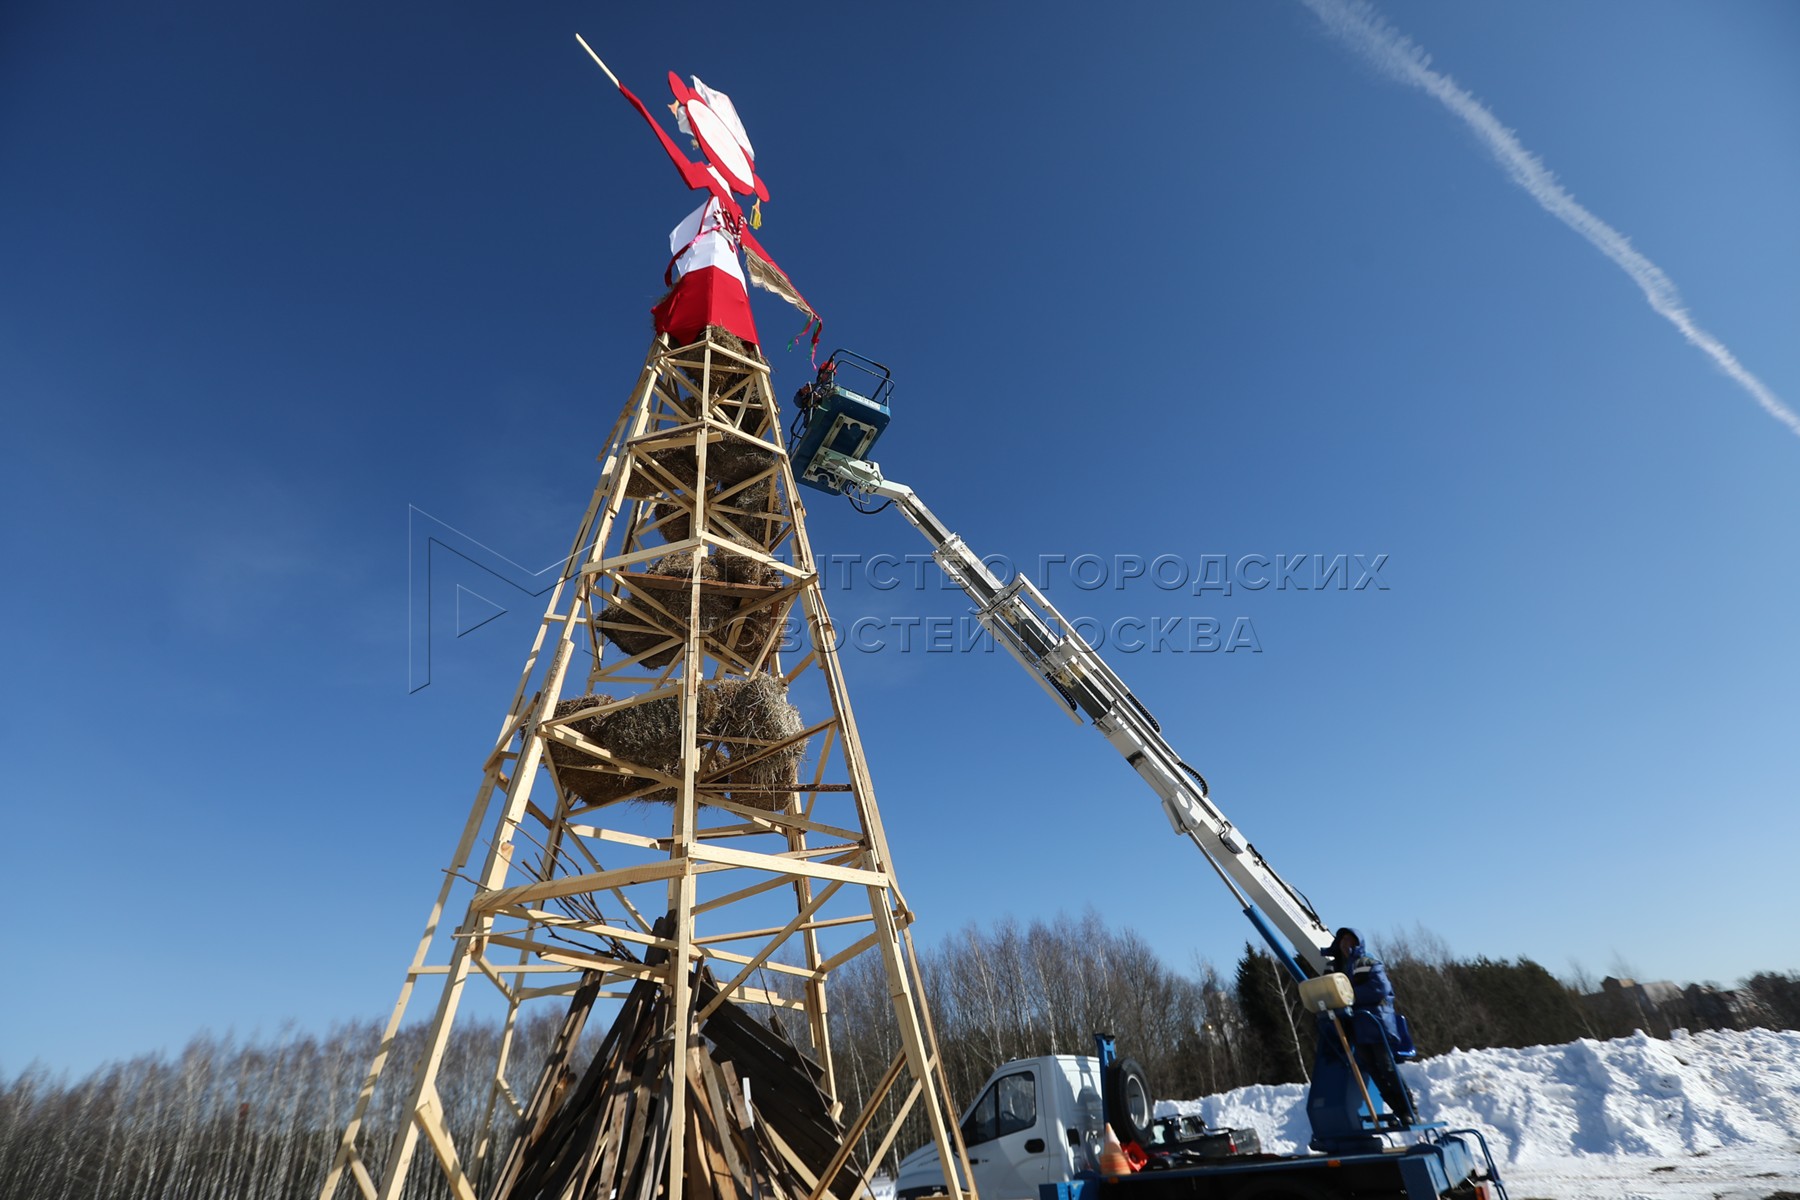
[471,952,519,1002]
[476,858,686,911]
[414,1089,479,1200]
[685,1099,720,1200]
[543,723,687,788]
[580,535,703,574]
[348,1158,378,1200]
[691,799,861,842]
[689,1049,740,1200]
[728,985,809,1011]
[901,921,978,1200]
[544,684,682,726]
[804,1050,906,1200]
[693,913,871,946]
[693,872,798,915]
[485,971,602,1200]
[515,982,637,1001]
[811,929,884,979]
[502,907,678,953]
[696,879,843,1024]
[698,1051,751,1197]
[413,960,582,975]
[687,843,885,887]
[579,825,670,850]
[761,1121,826,1198]
[695,945,815,980]
[852,1077,924,1200]
[589,1069,633,1198]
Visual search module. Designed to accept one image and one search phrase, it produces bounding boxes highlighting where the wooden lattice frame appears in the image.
[318,331,973,1200]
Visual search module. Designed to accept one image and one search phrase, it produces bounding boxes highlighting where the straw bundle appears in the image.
[547,673,806,811]
[597,550,791,668]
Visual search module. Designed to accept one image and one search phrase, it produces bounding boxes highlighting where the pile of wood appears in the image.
[490,934,859,1200]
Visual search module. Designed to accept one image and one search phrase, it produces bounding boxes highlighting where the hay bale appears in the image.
[700,325,756,361]
[547,674,804,811]
[656,326,768,430]
[649,475,781,546]
[622,437,779,502]
[546,692,711,806]
[647,497,692,543]
[594,550,792,666]
[659,324,760,366]
[716,552,790,659]
[711,439,780,488]
[648,550,737,630]
[591,615,678,669]
[709,673,806,808]
[596,551,734,668]
[717,552,781,588]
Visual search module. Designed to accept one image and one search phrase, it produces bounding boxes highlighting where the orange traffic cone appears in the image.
[1098,1123,1131,1177]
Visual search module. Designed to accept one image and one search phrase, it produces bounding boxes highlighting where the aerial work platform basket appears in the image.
[791,349,892,494]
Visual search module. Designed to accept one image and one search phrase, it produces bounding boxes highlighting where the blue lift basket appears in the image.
[791,350,893,495]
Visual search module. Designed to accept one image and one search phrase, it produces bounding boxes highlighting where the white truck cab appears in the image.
[895,1056,1105,1200]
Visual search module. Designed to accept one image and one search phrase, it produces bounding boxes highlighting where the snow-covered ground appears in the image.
[1160,1028,1800,1200]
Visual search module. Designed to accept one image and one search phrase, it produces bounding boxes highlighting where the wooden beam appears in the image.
[476,859,686,911]
[696,879,843,1024]
[686,843,885,887]
[414,1088,479,1200]
[692,914,872,946]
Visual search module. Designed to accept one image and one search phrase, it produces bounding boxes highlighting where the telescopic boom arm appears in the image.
[812,449,1337,978]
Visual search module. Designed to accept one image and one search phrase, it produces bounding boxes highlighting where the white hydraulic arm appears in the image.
[814,450,1337,977]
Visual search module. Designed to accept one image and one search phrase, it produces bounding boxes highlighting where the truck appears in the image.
[789,353,1511,1200]
[893,1041,1261,1200]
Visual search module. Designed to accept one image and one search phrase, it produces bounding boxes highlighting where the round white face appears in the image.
[685,99,755,194]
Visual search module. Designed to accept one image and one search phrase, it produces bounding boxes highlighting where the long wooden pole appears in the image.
[574,34,622,88]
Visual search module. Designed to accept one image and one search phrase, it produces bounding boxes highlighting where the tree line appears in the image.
[0,1017,569,1200]
[3,916,1795,1199]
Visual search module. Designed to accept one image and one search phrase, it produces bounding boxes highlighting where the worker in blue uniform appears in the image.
[1321,926,1415,1122]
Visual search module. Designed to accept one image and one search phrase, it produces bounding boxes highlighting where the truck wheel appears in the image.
[1105,1058,1156,1148]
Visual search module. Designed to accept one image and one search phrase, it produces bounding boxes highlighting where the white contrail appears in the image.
[1299,0,1800,439]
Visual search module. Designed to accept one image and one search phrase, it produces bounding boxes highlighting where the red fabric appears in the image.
[651,265,758,347]
[616,79,728,203]
[665,72,769,202]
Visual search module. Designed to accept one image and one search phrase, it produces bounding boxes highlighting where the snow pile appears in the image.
[1160,1028,1800,1200]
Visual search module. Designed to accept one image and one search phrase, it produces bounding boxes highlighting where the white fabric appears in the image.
[690,76,754,161]
[667,198,746,286]
[685,99,755,193]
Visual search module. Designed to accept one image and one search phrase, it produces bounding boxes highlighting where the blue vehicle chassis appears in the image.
[1066,1036,1505,1200]
[1041,1128,1494,1200]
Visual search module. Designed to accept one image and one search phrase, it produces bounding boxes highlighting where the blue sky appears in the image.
[3,1,1797,1076]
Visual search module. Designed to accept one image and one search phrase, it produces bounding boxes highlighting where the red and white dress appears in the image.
[608,68,820,352]
[652,194,757,347]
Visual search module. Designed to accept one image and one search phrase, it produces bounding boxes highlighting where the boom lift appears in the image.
[788,354,1504,1188]
[790,354,1335,980]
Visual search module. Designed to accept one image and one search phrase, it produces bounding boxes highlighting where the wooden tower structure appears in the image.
[319,328,972,1200]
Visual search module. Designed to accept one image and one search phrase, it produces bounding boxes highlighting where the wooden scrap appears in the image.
[489,926,858,1200]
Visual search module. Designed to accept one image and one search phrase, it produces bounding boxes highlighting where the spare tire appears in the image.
[1105,1057,1156,1148]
